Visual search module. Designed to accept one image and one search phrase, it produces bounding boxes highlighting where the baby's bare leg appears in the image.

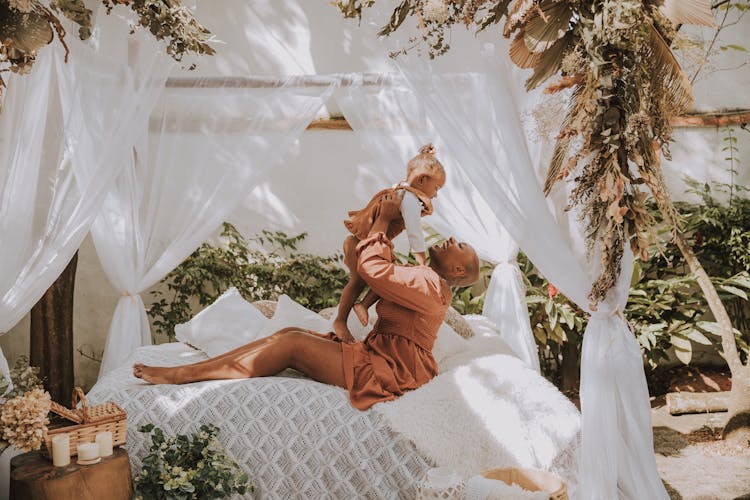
[353,289,379,326]
[133,328,345,387]
[334,236,364,342]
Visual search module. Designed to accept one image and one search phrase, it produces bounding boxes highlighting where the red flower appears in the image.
[547,283,559,299]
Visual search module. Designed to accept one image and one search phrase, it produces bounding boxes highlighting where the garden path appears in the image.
[652,397,750,500]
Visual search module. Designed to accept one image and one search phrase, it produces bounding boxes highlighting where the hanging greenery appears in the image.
[335,0,715,305]
[0,0,215,113]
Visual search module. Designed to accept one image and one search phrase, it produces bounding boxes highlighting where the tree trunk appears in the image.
[642,155,750,445]
[561,340,580,392]
[672,220,750,444]
[30,252,77,405]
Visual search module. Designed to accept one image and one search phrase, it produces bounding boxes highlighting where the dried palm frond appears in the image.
[477,0,513,31]
[523,1,573,53]
[525,30,573,90]
[503,0,536,37]
[509,30,540,68]
[659,0,715,27]
[544,82,584,194]
[646,22,694,115]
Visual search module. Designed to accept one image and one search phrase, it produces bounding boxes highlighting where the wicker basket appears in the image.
[43,387,127,457]
[482,468,568,500]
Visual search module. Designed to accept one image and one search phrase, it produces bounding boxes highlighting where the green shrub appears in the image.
[451,176,750,385]
[148,223,348,340]
[134,423,250,500]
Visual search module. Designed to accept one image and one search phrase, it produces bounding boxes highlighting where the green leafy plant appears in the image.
[451,174,750,386]
[134,423,250,500]
[450,261,494,315]
[148,223,348,339]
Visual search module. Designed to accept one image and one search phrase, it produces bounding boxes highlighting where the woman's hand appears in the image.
[368,191,404,237]
[376,191,404,223]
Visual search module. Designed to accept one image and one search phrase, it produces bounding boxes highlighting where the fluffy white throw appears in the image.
[373,333,580,488]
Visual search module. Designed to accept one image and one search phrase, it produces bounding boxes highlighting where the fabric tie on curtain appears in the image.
[395,36,667,499]
[0,10,167,386]
[484,261,540,372]
[336,78,539,372]
[95,74,336,376]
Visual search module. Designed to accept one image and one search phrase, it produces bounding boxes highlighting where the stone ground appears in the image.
[652,396,750,500]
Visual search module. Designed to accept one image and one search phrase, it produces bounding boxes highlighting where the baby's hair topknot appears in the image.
[407,143,445,180]
[419,144,436,155]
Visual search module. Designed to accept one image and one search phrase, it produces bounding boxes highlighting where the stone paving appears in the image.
[652,397,750,500]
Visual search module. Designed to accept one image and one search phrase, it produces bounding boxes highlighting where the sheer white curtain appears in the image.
[0,12,168,383]
[336,80,539,371]
[396,43,667,499]
[95,76,335,376]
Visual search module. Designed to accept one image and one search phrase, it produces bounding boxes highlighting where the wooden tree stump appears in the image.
[10,447,132,500]
[667,391,730,416]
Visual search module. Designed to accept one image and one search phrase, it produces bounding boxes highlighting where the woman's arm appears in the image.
[356,193,443,315]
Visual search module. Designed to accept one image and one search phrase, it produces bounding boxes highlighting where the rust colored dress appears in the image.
[325,232,451,410]
[344,185,433,241]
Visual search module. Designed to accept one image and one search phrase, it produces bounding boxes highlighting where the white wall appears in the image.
[2,1,748,390]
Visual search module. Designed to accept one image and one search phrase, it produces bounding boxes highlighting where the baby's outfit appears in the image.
[344,182,432,246]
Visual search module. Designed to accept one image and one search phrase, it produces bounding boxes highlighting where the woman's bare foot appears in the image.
[352,302,369,326]
[133,363,180,384]
[332,318,355,343]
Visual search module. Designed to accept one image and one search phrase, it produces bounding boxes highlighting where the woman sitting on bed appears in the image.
[134,191,480,410]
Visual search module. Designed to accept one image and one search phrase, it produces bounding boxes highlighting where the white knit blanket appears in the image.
[87,343,432,500]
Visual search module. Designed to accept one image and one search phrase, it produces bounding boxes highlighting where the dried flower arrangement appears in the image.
[334,0,714,305]
[0,356,52,452]
[0,0,215,113]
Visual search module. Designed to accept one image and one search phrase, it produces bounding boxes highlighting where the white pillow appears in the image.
[260,294,332,337]
[433,322,468,365]
[174,287,269,357]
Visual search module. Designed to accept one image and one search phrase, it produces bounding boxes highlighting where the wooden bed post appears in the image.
[30,251,77,404]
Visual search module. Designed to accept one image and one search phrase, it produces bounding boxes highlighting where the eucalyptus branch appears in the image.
[690,1,732,84]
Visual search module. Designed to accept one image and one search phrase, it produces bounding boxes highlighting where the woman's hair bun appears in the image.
[418,144,436,155]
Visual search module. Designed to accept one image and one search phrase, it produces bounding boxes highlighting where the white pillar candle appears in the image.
[95,431,113,457]
[51,434,71,467]
[77,442,100,461]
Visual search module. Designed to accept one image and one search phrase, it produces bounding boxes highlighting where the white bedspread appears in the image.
[87,317,580,499]
[87,343,430,499]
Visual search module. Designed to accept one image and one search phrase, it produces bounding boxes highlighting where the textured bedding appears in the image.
[87,316,580,499]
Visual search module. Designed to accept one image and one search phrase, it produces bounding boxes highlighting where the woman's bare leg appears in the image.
[133,328,346,388]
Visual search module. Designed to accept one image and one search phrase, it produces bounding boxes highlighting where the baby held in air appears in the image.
[333,144,447,342]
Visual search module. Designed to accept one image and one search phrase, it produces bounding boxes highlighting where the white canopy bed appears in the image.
[0,8,667,500]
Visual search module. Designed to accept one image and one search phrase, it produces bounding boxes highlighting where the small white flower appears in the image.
[422,0,450,23]
[8,0,33,13]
